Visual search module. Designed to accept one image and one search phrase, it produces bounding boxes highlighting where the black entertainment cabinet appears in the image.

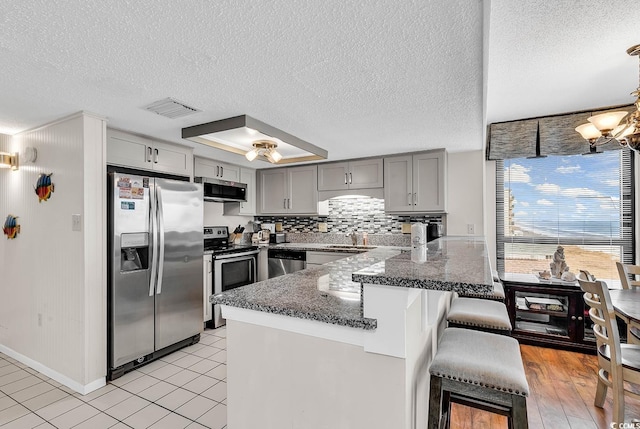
[502,273,596,354]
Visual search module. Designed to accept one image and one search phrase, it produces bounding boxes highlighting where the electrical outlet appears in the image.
[467,223,475,235]
[72,214,82,232]
[318,222,328,233]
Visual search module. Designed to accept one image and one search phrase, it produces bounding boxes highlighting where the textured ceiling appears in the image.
[0,1,638,167]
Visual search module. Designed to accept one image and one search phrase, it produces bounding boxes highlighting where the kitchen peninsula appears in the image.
[212,236,493,429]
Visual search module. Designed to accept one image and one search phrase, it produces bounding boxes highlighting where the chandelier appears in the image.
[245,140,283,163]
[575,44,640,151]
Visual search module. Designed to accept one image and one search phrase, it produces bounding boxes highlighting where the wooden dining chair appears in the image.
[578,278,640,424]
[615,262,640,345]
[616,262,640,289]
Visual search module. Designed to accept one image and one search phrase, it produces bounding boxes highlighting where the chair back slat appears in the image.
[578,278,622,367]
[616,262,640,289]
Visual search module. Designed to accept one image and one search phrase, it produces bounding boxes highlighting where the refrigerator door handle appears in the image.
[156,185,165,295]
[149,183,158,297]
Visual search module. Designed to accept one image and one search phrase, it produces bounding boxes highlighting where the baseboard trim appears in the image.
[0,343,106,395]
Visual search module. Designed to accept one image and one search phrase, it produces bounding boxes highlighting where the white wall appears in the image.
[0,112,106,393]
[203,201,253,233]
[446,150,485,236]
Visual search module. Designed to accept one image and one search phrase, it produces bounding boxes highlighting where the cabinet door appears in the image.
[289,165,318,214]
[219,162,240,182]
[107,129,152,170]
[349,158,383,189]
[259,168,288,214]
[194,157,221,178]
[238,168,256,215]
[152,140,193,176]
[413,151,446,212]
[203,255,212,323]
[384,155,413,212]
[318,162,349,191]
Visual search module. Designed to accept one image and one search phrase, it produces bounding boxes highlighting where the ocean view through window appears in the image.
[496,150,634,282]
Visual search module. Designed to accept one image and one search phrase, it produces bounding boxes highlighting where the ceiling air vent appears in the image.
[144,97,201,119]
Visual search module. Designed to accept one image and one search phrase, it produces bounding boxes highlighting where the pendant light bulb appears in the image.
[270,149,283,163]
[245,149,258,161]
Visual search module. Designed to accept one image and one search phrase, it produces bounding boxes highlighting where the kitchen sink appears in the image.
[327,245,377,250]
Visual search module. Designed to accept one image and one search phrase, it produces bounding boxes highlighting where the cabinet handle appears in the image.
[349,173,352,184]
[571,316,576,320]
[221,166,223,177]
[288,198,291,209]
[578,316,583,321]
[414,193,417,206]
[407,193,412,205]
[154,148,159,164]
[344,173,348,185]
[216,166,220,177]
[147,147,152,163]
[284,198,287,209]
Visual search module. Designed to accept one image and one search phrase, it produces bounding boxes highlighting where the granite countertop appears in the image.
[212,236,493,329]
[212,247,403,330]
[352,237,494,295]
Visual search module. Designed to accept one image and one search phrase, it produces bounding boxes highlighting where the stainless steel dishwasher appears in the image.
[268,249,306,278]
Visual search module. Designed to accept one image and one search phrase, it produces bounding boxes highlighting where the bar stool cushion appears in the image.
[447,297,512,331]
[430,327,529,396]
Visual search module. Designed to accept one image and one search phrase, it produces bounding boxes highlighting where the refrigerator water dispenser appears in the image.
[120,233,149,272]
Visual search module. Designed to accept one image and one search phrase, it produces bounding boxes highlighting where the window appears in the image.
[496,150,634,282]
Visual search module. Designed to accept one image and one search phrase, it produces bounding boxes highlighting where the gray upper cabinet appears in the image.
[384,150,447,213]
[107,129,193,177]
[258,165,319,215]
[224,167,257,216]
[317,158,383,191]
[194,157,240,182]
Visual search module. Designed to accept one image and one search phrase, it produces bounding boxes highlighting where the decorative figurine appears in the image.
[34,173,54,202]
[2,214,20,239]
[550,245,569,278]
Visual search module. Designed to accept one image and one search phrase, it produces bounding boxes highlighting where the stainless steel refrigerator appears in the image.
[108,171,203,380]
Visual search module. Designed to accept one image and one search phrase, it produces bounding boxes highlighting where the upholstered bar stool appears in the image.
[447,296,512,334]
[428,327,529,429]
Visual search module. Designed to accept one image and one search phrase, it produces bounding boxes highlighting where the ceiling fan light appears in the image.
[588,111,628,134]
[270,149,283,163]
[575,123,601,141]
[245,148,258,161]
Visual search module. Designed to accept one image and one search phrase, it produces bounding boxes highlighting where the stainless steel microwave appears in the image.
[194,177,247,202]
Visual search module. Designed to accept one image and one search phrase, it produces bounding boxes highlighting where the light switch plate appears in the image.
[401,223,412,234]
[72,214,82,232]
[318,222,328,233]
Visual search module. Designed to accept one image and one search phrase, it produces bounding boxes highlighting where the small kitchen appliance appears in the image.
[269,232,286,243]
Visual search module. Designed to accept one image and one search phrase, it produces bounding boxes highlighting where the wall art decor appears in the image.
[2,214,20,239]
[34,173,54,202]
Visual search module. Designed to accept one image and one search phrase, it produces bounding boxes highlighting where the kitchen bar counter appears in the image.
[216,236,494,429]
[212,236,493,329]
[212,247,402,329]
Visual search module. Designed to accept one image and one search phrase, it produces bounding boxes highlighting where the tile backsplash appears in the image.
[255,197,442,234]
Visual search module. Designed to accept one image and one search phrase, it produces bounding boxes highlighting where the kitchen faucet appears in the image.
[346,231,358,246]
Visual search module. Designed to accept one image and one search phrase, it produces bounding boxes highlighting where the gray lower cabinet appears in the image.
[317,158,383,191]
[306,251,351,265]
[258,165,319,215]
[384,150,447,213]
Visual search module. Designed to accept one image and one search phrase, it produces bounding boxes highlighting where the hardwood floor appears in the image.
[450,344,640,428]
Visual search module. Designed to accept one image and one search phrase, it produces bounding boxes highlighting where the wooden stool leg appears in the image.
[442,390,451,429]
[428,376,443,429]
[594,374,608,408]
[511,395,529,429]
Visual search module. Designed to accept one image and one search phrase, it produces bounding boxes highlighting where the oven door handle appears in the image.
[214,250,260,259]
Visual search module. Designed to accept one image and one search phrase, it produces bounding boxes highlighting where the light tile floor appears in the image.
[0,327,227,428]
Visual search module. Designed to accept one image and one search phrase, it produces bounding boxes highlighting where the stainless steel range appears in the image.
[204,226,259,328]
